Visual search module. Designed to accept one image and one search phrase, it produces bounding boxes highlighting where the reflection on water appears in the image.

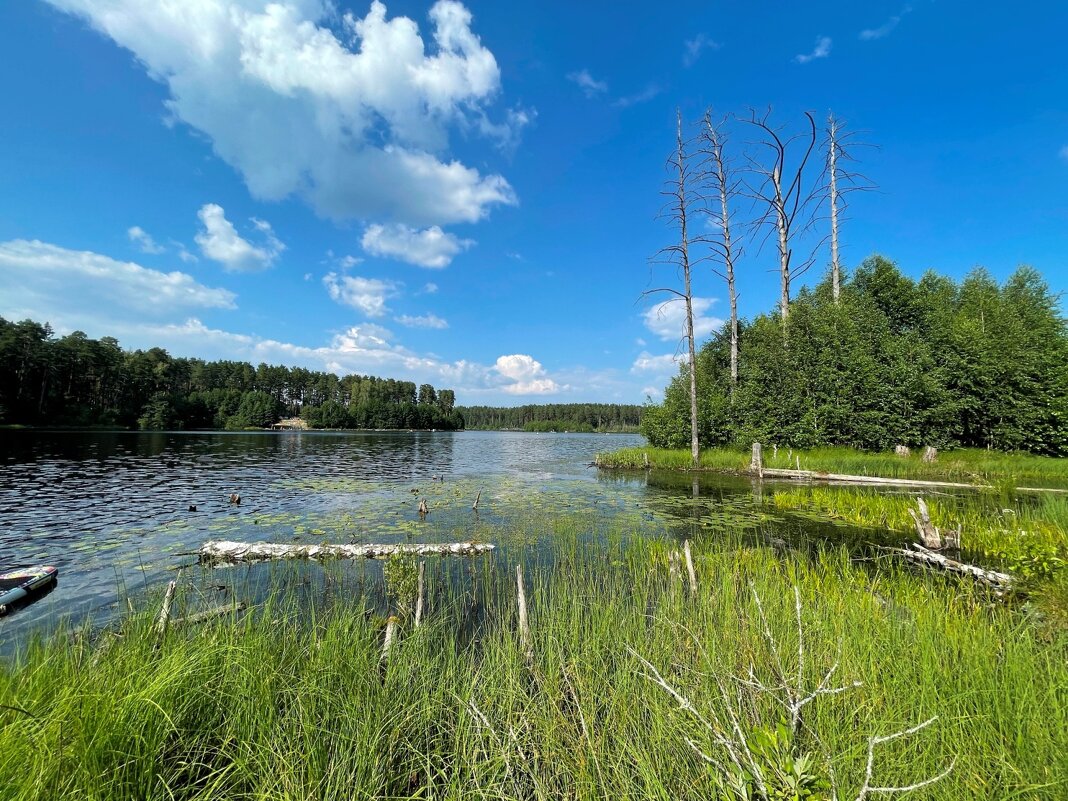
[0,430,902,646]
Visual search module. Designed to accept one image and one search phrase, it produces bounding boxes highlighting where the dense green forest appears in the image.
[0,318,462,431]
[642,259,1068,455]
[457,403,643,432]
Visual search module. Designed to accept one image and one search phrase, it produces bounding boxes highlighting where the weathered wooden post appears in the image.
[683,539,697,594]
[472,489,481,511]
[516,565,533,664]
[381,615,399,664]
[155,578,178,639]
[414,560,426,628]
[921,446,938,464]
[908,497,942,550]
[751,442,764,477]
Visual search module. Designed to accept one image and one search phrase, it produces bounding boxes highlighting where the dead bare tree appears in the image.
[646,109,700,466]
[741,109,822,326]
[696,110,742,389]
[825,113,876,303]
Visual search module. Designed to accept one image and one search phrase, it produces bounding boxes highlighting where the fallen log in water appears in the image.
[897,544,1013,591]
[199,540,495,564]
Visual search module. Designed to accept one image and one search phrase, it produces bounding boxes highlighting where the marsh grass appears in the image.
[0,515,1065,800]
[769,486,1068,581]
[598,446,1068,488]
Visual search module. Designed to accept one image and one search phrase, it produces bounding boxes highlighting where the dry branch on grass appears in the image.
[631,584,953,798]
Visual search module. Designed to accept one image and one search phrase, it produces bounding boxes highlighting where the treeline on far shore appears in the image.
[457,403,643,432]
[643,259,1068,456]
[0,317,462,431]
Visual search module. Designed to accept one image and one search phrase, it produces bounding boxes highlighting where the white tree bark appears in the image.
[199,540,495,564]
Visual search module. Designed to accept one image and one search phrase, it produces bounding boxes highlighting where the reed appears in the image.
[0,514,1065,799]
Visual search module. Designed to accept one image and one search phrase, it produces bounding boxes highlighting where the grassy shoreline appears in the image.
[596,445,1068,488]
[1,520,1066,799]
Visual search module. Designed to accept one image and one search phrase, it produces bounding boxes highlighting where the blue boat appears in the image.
[0,566,58,615]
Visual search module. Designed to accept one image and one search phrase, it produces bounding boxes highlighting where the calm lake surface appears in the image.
[0,429,879,646]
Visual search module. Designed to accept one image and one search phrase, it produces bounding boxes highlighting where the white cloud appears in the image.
[613,84,661,108]
[567,68,608,97]
[361,223,473,268]
[422,282,439,294]
[1060,145,1068,162]
[683,33,720,66]
[395,313,448,329]
[795,36,832,64]
[127,225,165,254]
[860,8,909,41]
[635,337,647,347]
[642,297,723,341]
[0,239,236,323]
[47,0,519,227]
[642,385,663,399]
[631,351,682,373]
[323,272,398,318]
[173,242,199,263]
[493,353,561,395]
[195,203,284,271]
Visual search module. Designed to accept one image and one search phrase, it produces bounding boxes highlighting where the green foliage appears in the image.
[645,260,1068,455]
[459,403,643,432]
[0,317,462,432]
[720,719,830,800]
[382,553,420,614]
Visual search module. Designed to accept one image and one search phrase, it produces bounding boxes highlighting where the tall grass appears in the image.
[0,518,1065,799]
[598,445,1068,488]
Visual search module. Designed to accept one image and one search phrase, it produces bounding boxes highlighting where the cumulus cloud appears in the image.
[1060,145,1068,162]
[683,33,720,66]
[127,225,165,254]
[630,351,682,373]
[0,239,236,325]
[395,313,448,329]
[567,68,608,97]
[493,353,561,395]
[323,272,398,318]
[195,203,284,271]
[642,297,724,342]
[422,282,439,294]
[361,223,473,268]
[46,0,519,227]
[795,36,832,64]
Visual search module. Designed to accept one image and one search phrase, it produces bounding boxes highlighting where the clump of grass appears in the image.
[0,521,1065,799]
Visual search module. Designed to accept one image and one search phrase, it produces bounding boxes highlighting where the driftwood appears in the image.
[472,489,482,510]
[908,497,942,550]
[199,540,495,564]
[418,498,429,517]
[516,564,533,663]
[897,544,1013,591]
[228,492,241,505]
[173,602,248,628]
[683,539,697,594]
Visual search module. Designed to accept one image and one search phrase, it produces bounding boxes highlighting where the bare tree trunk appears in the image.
[702,112,740,389]
[828,114,841,303]
[678,112,699,468]
[742,110,819,331]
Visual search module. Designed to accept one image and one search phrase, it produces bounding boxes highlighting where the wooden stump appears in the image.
[895,445,911,458]
[907,497,942,550]
[921,446,938,464]
[751,442,763,475]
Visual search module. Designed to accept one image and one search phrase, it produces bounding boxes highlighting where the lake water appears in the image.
[0,430,882,646]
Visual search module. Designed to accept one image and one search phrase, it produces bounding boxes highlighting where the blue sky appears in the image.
[1,1,1066,405]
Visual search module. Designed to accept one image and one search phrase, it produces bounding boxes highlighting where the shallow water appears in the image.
[0,429,900,646]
